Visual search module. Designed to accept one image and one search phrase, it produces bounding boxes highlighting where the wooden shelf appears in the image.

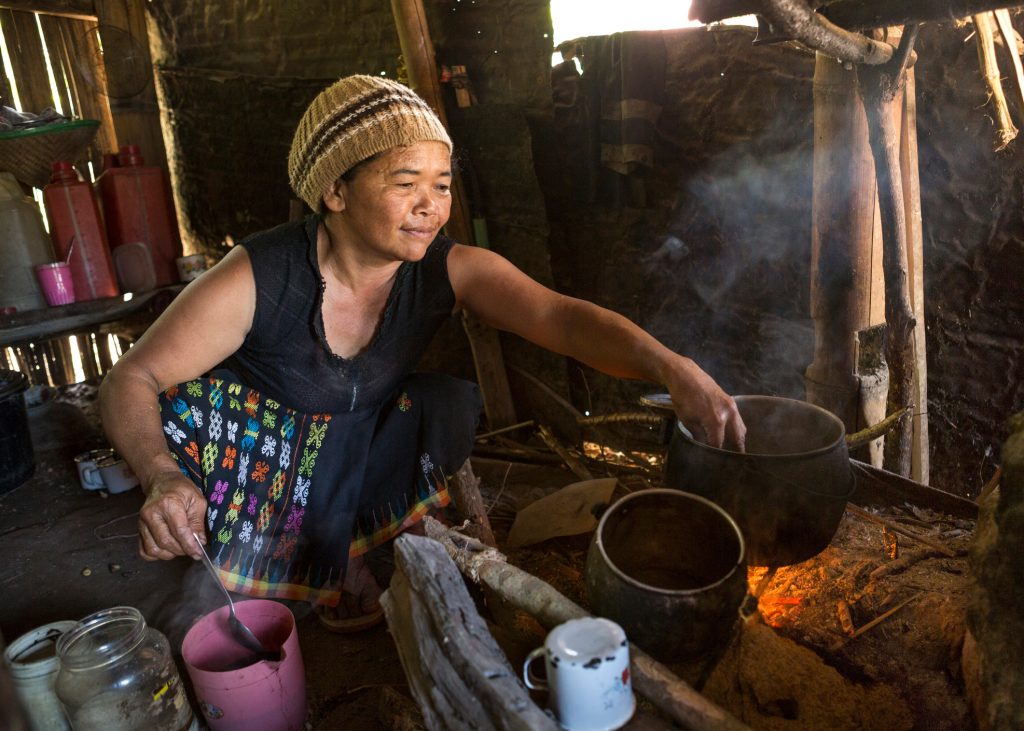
[0,285,182,346]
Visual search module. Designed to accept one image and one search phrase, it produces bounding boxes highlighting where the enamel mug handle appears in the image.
[522,647,548,690]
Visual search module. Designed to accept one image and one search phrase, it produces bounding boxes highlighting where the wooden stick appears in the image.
[577,413,664,427]
[846,503,956,557]
[845,406,912,450]
[447,459,497,548]
[475,420,535,441]
[974,12,1019,150]
[977,466,1002,502]
[423,518,752,731]
[537,424,594,481]
[830,594,920,650]
[858,29,919,477]
[994,9,1024,123]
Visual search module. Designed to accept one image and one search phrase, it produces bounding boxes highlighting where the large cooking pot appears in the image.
[665,395,854,567]
[585,489,747,663]
[0,368,34,495]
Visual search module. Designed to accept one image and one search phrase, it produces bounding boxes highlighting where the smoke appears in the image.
[641,116,816,397]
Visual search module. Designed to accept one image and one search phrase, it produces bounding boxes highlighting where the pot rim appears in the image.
[677,394,846,459]
[593,488,746,597]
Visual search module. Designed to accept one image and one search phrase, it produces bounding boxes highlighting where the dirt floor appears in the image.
[0,381,978,729]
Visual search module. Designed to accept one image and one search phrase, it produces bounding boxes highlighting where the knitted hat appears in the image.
[288,74,452,211]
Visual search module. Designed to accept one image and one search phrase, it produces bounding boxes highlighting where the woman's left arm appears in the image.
[448,244,745,449]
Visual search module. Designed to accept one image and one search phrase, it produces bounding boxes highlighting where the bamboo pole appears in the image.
[805,53,880,433]
[898,67,929,483]
[390,0,517,429]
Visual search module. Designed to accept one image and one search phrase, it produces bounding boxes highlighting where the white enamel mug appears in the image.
[523,617,635,731]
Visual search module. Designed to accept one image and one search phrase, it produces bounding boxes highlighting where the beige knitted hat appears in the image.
[288,74,452,211]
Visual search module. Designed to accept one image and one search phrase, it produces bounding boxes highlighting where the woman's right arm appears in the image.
[98,245,256,560]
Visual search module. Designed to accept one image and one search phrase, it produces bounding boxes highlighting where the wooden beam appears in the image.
[0,8,55,114]
[0,0,95,21]
[849,458,978,519]
[94,0,168,167]
[390,0,517,429]
[691,0,1024,31]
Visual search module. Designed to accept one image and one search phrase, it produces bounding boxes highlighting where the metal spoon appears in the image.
[192,532,279,661]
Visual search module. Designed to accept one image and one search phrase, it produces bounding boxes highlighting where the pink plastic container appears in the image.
[34,262,76,306]
[181,600,306,731]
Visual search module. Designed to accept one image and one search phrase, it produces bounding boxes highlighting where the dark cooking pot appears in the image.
[585,489,747,663]
[0,369,34,495]
[665,395,854,567]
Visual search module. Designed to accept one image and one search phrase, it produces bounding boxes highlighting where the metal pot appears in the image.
[665,395,854,567]
[585,489,747,663]
[0,369,33,495]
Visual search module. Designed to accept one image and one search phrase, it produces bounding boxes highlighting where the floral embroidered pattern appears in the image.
[227,420,238,443]
[420,453,434,474]
[398,392,412,412]
[247,494,258,515]
[261,435,277,457]
[164,421,186,444]
[221,445,236,470]
[206,506,217,530]
[237,452,250,487]
[210,480,229,505]
[279,441,291,470]
[251,461,270,483]
[190,406,204,429]
[186,381,203,398]
[239,521,253,543]
[284,507,304,534]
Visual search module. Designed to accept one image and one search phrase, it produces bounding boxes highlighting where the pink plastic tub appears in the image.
[181,599,306,730]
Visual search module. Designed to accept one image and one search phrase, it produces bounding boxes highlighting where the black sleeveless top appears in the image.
[224,215,458,414]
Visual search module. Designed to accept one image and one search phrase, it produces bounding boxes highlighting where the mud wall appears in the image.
[146,2,1023,495]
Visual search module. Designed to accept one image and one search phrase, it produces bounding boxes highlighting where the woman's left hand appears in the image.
[664,357,746,451]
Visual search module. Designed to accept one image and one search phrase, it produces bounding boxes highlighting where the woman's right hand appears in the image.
[138,470,208,561]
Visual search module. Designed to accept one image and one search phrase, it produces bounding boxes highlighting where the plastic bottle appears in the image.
[41,162,120,301]
[0,172,54,312]
[96,144,182,290]
[55,606,197,731]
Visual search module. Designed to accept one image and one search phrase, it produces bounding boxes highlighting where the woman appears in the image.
[99,75,745,630]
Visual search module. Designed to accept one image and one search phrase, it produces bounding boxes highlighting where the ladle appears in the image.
[192,532,279,662]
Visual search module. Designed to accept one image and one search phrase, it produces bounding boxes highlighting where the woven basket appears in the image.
[0,119,100,188]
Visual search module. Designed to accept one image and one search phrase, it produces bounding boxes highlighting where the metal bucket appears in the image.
[665,395,855,567]
[585,489,747,663]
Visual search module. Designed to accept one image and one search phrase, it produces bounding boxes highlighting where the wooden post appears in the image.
[805,52,887,459]
[390,0,517,430]
[859,28,918,477]
[899,68,929,484]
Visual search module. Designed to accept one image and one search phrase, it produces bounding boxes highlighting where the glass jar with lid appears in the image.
[55,606,196,731]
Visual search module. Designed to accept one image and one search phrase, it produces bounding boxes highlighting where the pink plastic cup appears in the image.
[182,599,306,730]
[34,262,76,306]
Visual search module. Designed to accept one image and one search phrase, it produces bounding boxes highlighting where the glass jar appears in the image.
[55,607,196,731]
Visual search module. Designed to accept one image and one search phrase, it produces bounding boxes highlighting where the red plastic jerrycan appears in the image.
[97,144,182,290]
[42,161,119,301]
